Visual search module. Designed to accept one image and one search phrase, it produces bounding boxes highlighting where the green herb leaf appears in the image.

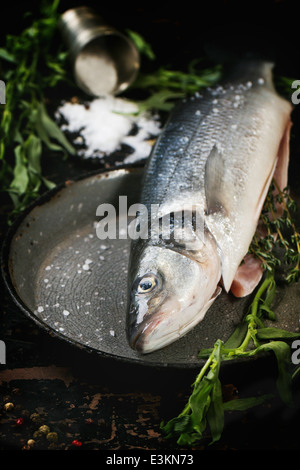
[0,0,73,213]
[223,394,274,411]
[223,321,249,349]
[36,102,75,155]
[161,340,224,445]
[26,134,42,174]
[253,341,293,406]
[256,327,300,340]
[9,145,29,195]
[0,47,16,63]
[41,176,56,190]
[137,90,185,113]
[126,30,155,61]
[25,133,42,192]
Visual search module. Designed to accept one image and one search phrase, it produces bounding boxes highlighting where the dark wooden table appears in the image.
[1,269,300,453]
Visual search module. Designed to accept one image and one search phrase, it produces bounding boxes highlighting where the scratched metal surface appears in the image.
[2,168,247,368]
[4,167,300,370]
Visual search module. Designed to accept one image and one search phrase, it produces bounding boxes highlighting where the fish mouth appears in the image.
[127,297,180,354]
[128,287,221,354]
[129,318,161,353]
[127,303,169,353]
[129,320,178,354]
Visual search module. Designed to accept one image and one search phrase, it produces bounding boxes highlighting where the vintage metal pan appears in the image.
[2,166,299,369]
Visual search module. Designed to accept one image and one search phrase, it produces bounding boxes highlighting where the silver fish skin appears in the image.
[127,60,292,354]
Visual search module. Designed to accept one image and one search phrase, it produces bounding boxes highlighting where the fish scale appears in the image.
[127,60,292,353]
[139,79,261,217]
[140,96,212,209]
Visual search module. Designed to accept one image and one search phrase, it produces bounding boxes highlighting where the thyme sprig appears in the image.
[249,180,300,283]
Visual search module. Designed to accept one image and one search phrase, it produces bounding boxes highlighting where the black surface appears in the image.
[1,0,300,454]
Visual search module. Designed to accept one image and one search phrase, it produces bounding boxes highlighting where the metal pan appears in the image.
[2,166,300,369]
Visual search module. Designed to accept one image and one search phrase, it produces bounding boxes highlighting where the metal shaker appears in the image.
[59,6,140,96]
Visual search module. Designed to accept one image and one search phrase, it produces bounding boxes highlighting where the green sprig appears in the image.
[161,181,300,446]
[0,0,75,220]
[161,271,299,446]
[249,180,300,283]
[131,60,222,113]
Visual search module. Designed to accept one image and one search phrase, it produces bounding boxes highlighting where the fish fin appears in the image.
[230,254,264,298]
[204,145,230,215]
[273,119,292,192]
[205,145,237,291]
[220,254,234,293]
[221,156,277,293]
[254,156,278,223]
[228,118,292,295]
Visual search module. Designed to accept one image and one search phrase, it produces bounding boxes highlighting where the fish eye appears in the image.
[137,274,159,294]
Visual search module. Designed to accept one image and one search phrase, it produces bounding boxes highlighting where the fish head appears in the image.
[127,234,221,354]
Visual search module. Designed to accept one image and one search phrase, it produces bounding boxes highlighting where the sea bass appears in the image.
[126,60,292,354]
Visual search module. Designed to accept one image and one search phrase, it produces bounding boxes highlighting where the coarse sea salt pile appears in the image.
[56,95,162,163]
